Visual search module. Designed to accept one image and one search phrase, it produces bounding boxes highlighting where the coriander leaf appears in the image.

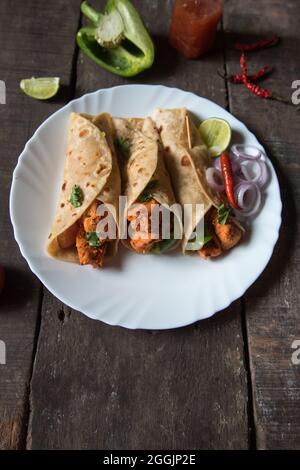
[189,233,212,246]
[138,179,158,203]
[151,233,178,254]
[85,231,101,247]
[115,136,130,159]
[203,234,213,245]
[217,204,233,225]
[69,184,84,208]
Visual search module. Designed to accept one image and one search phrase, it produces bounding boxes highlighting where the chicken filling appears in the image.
[127,198,173,254]
[57,201,111,268]
[199,207,242,259]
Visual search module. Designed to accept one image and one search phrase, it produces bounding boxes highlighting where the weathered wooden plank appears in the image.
[28,0,249,449]
[29,292,247,450]
[0,0,81,449]
[223,0,300,449]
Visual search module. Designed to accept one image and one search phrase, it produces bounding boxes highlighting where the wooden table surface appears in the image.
[0,0,299,450]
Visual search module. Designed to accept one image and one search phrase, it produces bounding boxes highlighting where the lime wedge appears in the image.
[20,77,60,100]
[199,117,232,157]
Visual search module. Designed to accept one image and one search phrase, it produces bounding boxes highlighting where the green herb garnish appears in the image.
[85,231,102,247]
[217,204,233,225]
[69,184,84,208]
[189,231,212,246]
[190,233,212,245]
[151,232,178,254]
[187,230,212,251]
[115,136,130,159]
[138,179,158,202]
[203,234,212,244]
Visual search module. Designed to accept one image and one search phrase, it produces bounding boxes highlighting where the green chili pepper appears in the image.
[77,0,155,77]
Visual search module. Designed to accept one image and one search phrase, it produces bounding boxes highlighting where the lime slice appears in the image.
[20,77,60,100]
[199,117,232,157]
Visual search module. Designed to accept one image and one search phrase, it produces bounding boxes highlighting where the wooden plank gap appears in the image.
[240,298,257,449]
[220,16,230,111]
[68,12,82,101]
[20,284,44,450]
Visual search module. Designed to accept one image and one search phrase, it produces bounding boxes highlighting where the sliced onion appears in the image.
[214,157,221,171]
[231,144,262,161]
[234,182,262,216]
[206,167,224,192]
[240,159,268,187]
[233,167,245,184]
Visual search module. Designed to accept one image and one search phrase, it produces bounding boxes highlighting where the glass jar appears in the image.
[169,0,223,59]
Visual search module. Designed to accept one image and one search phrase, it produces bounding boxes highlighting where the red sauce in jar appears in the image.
[169,0,223,59]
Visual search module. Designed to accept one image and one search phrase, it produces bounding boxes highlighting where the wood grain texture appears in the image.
[223,0,300,449]
[0,0,81,449]
[28,0,249,450]
[29,292,247,450]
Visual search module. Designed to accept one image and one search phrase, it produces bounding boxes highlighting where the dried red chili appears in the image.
[240,51,247,79]
[235,35,280,52]
[230,64,271,84]
[220,152,240,210]
[225,36,297,107]
[239,52,272,99]
[243,81,273,98]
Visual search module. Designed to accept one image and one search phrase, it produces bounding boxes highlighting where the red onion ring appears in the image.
[206,167,224,192]
[214,157,221,171]
[212,145,266,217]
[234,182,261,216]
[231,144,262,161]
[240,160,268,187]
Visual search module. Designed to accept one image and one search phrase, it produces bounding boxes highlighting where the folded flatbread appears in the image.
[113,116,182,254]
[153,108,242,258]
[47,112,121,267]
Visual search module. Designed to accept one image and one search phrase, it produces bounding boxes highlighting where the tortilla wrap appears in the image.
[47,112,120,262]
[113,116,182,252]
[152,108,221,252]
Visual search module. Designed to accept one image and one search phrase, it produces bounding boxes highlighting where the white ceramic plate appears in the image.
[10,85,282,329]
